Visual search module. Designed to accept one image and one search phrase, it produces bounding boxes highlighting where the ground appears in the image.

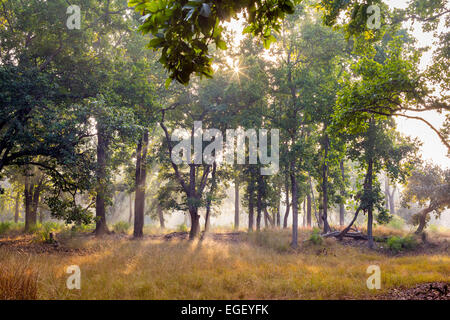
[0,227,449,300]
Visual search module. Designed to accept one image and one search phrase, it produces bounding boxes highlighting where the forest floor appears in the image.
[0,227,449,300]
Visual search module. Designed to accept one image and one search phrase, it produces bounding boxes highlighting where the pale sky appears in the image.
[385,0,449,168]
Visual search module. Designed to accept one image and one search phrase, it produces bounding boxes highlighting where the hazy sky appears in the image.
[386,1,449,168]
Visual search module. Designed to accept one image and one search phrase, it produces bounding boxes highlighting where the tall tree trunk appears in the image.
[128,193,133,224]
[322,133,331,233]
[318,194,323,228]
[24,172,35,232]
[157,203,165,229]
[248,185,254,232]
[189,207,201,239]
[277,197,281,228]
[308,175,319,226]
[31,180,42,224]
[290,168,298,248]
[204,163,217,234]
[134,131,149,238]
[283,175,290,228]
[95,127,110,236]
[384,176,390,210]
[256,176,262,231]
[302,198,306,227]
[339,160,346,226]
[14,192,20,223]
[389,187,396,215]
[367,158,374,248]
[234,175,239,230]
[306,192,312,227]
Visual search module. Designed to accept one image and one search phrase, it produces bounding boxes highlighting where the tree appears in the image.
[402,163,450,234]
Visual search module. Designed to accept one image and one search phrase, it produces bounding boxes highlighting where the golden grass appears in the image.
[0,255,38,300]
[0,228,448,300]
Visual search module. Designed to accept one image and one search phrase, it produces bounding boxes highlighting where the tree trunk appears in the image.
[339,160,346,226]
[95,127,110,236]
[318,194,323,228]
[283,175,290,228]
[256,176,262,231]
[24,172,36,232]
[302,198,306,227]
[308,175,319,226]
[204,163,217,234]
[367,158,374,249]
[277,198,281,228]
[14,192,20,223]
[389,187,396,215]
[234,175,239,230]
[306,192,312,227]
[128,193,133,224]
[134,131,149,238]
[157,203,165,229]
[248,186,254,232]
[415,207,433,234]
[189,207,201,239]
[31,181,42,224]
[290,169,298,248]
[322,133,331,233]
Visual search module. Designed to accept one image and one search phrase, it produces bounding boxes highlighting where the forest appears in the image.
[0,0,449,301]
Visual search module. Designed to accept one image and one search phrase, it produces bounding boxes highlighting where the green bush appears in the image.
[387,215,405,230]
[0,221,13,235]
[308,228,323,245]
[177,223,188,232]
[113,221,131,234]
[387,235,417,253]
[36,222,61,243]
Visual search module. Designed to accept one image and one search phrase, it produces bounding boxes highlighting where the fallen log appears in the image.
[322,231,368,240]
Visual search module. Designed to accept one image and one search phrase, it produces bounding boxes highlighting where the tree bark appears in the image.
[321,133,331,233]
[389,186,396,215]
[234,174,239,230]
[339,160,346,226]
[248,181,255,232]
[134,131,149,238]
[128,193,133,224]
[256,176,263,231]
[290,169,298,248]
[415,207,433,234]
[204,163,217,234]
[24,171,36,232]
[283,175,290,228]
[306,192,312,227]
[95,127,110,236]
[14,192,20,223]
[157,202,165,229]
[367,158,374,249]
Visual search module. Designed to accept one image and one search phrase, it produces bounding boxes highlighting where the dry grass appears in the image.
[0,228,448,300]
[0,256,38,300]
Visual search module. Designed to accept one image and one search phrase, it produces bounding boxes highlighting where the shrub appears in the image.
[0,221,12,235]
[36,222,62,243]
[387,215,405,230]
[177,223,188,232]
[113,221,131,234]
[308,228,323,245]
[387,235,417,253]
[0,263,38,300]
